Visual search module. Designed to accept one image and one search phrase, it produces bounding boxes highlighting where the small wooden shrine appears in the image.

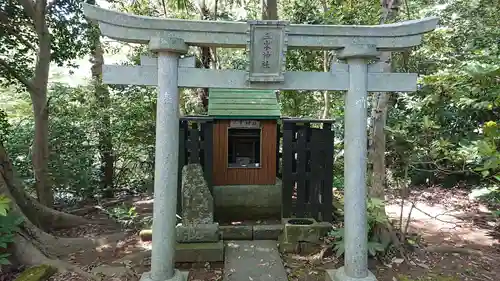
[208,89,280,186]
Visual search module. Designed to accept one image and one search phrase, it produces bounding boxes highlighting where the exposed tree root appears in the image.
[290,245,332,263]
[13,234,98,280]
[68,197,130,216]
[1,148,99,230]
[425,245,484,256]
[0,144,126,280]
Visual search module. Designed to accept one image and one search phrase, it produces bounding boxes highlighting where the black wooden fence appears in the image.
[177,117,214,214]
[281,119,334,222]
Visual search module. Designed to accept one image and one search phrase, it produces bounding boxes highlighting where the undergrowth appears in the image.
[0,194,23,268]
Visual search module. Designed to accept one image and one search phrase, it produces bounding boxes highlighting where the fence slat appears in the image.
[309,128,323,219]
[188,123,200,164]
[281,121,295,218]
[203,121,214,195]
[295,125,308,217]
[177,120,188,215]
[321,123,334,222]
[276,122,281,178]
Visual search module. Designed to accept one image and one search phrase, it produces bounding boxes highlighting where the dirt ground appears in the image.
[3,187,499,281]
[284,186,500,281]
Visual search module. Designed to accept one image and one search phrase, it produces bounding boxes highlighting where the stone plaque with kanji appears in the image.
[247,20,289,83]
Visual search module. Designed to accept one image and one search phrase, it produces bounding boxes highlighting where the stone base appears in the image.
[325,268,377,281]
[140,269,188,281]
[175,241,224,262]
[176,223,220,243]
[220,225,253,240]
[253,224,283,240]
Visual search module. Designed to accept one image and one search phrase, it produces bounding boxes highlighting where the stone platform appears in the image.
[223,240,287,281]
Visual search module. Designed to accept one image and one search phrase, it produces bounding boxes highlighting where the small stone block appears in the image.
[317,221,334,236]
[176,223,220,243]
[282,218,322,243]
[278,240,297,253]
[149,37,188,54]
[220,225,253,240]
[253,224,283,240]
[175,241,224,262]
[325,267,377,281]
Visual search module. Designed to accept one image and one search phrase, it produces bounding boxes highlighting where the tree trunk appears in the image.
[368,0,399,200]
[321,0,330,119]
[1,144,96,231]
[1,143,123,271]
[197,3,211,111]
[261,0,278,20]
[31,29,53,207]
[368,54,391,199]
[90,21,114,198]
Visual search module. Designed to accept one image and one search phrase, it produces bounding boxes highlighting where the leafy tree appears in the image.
[0,0,92,206]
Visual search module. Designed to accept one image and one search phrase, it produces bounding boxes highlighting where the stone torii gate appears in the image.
[82,4,438,281]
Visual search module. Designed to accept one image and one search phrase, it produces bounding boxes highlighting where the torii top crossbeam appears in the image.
[83,3,438,50]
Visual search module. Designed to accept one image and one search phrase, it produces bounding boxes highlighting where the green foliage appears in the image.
[0,195,24,267]
[4,82,157,202]
[386,0,500,189]
[105,204,151,229]
[0,109,8,145]
[328,198,389,257]
[0,0,92,89]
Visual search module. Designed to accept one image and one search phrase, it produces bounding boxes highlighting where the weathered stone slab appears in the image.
[176,223,220,243]
[181,163,213,225]
[253,224,283,240]
[175,241,224,262]
[220,225,253,240]
[223,241,287,281]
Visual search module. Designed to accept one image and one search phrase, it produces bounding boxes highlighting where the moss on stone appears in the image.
[14,265,56,281]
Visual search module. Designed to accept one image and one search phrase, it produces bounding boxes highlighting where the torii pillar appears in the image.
[334,45,381,281]
[144,37,187,281]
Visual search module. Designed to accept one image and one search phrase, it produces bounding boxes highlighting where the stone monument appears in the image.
[175,164,223,262]
[82,4,438,281]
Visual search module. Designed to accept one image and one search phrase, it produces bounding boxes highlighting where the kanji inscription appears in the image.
[247,20,289,83]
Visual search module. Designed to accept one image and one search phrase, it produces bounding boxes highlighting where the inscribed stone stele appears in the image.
[181,163,214,225]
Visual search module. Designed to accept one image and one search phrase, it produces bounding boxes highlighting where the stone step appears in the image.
[175,241,224,262]
[220,224,283,240]
[223,240,288,281]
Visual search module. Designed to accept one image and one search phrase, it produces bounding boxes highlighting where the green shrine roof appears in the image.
[208,89,281,119]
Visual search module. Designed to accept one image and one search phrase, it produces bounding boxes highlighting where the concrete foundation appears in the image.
[325,268,377,281]
[140,269,187,281]
[213,179,282,222]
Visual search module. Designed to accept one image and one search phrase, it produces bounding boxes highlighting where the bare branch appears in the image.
[0,58,36,93]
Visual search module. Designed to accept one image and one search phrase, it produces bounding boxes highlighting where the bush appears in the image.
[0,195,23,267]
[328,197,388,257]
